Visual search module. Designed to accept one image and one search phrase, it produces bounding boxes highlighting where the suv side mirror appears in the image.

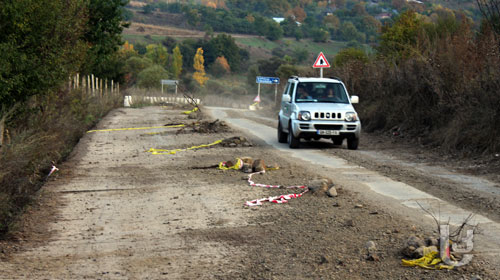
[350,95,359,104]
[282,95,291,103]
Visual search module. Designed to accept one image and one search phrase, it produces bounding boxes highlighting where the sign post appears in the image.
[313,52,331,78]
[255,76,280,107]
[161,80,179,94]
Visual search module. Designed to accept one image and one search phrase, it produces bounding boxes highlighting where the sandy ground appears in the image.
[0,106,498,279]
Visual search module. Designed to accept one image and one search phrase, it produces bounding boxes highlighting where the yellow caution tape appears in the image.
[402,251,454,270]
[182,107,199,115]
[87,124,185,133]
[145,131,165,135]
[250,102,258,107]
[218,158,244,170]
[218,160,280,171]
[148,139,222,155]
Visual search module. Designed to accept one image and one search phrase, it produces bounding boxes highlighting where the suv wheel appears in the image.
[347,137,359,150]
[277,120,287,143]
[287,123,300,148]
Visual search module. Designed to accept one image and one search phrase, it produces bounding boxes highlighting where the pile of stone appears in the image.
[307,178,338,197]
[178,119,232,133]
[220,136,252,147]
[221,157,279,173]
[402,235,439,258]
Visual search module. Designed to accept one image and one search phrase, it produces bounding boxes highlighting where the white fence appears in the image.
[123,96,201,107]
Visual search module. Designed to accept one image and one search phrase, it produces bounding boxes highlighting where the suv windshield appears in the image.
[295,82,349,104]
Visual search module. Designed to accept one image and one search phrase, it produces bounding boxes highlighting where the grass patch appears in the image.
[123,34,168,45]
[235,37,350,57]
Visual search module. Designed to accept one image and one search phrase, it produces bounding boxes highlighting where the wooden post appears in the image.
[96,77,99,98]
[91,74,95,95]
[99,78,103,98]
[76,73,80,89]
[87,75,90,96]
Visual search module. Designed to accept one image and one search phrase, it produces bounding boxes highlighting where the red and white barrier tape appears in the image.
[48,165,59,177]
[247,171,307,189]
[245,170,308,206]
[245,189,309,206]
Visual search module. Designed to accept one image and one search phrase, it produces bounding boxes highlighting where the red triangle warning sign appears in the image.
[313,52,330,68]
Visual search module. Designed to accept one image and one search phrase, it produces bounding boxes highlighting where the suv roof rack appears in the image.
[289,75,299,80]
[330,76,342,81]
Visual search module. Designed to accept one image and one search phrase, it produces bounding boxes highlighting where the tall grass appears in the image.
[0,88,121,236]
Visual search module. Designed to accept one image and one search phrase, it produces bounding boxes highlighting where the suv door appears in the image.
[281,81,294,131]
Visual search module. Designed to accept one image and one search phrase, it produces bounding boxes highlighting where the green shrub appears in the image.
[137,65,170,89]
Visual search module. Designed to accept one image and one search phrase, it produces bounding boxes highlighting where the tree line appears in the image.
[0,0,128,111]
[122,34,249,90]
[134,0,483,45]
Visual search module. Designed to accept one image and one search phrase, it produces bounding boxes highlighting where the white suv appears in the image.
[277,76,361,149]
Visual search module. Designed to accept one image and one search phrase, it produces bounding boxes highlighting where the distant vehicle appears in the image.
[277,76,361,149]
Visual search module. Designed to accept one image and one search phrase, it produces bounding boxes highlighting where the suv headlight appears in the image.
[345,112,358,122]
[298,111,311,121]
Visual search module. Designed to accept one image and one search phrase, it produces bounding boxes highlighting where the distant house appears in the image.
[273,17,301,26]
[375,13,392,20]
[273,17,285,24]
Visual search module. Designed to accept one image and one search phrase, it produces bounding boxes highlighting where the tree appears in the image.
[334,48,369,67]
[161,37,177,50]
[210,56,231,77]
[81,0,128,81]
[292,6,307,22]
[254,16,284,41]
[0,0,87,108]
[124,56,153,85]
[323,14,340,30]
[204,34,243,71]
[145,44,169,67]
[340,21,366,43]
[193,48,209,87]
[137,65,169,89]
[121,41,137,58]
[378,11,424,60]
[312,28,329,42]
[171,46,183,79]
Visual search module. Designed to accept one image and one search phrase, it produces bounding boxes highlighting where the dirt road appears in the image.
[1,106,498,279]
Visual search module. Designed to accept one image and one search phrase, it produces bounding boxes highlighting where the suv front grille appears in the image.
[314,112,342,120]
[315,124,343,130]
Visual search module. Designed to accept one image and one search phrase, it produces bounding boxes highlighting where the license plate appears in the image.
[317,130,340,136]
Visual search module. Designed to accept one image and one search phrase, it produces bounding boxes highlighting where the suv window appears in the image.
[295,82,349,104]
[282,83,291,96]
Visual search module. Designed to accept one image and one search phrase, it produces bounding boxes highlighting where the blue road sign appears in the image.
[256,76,280,84]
